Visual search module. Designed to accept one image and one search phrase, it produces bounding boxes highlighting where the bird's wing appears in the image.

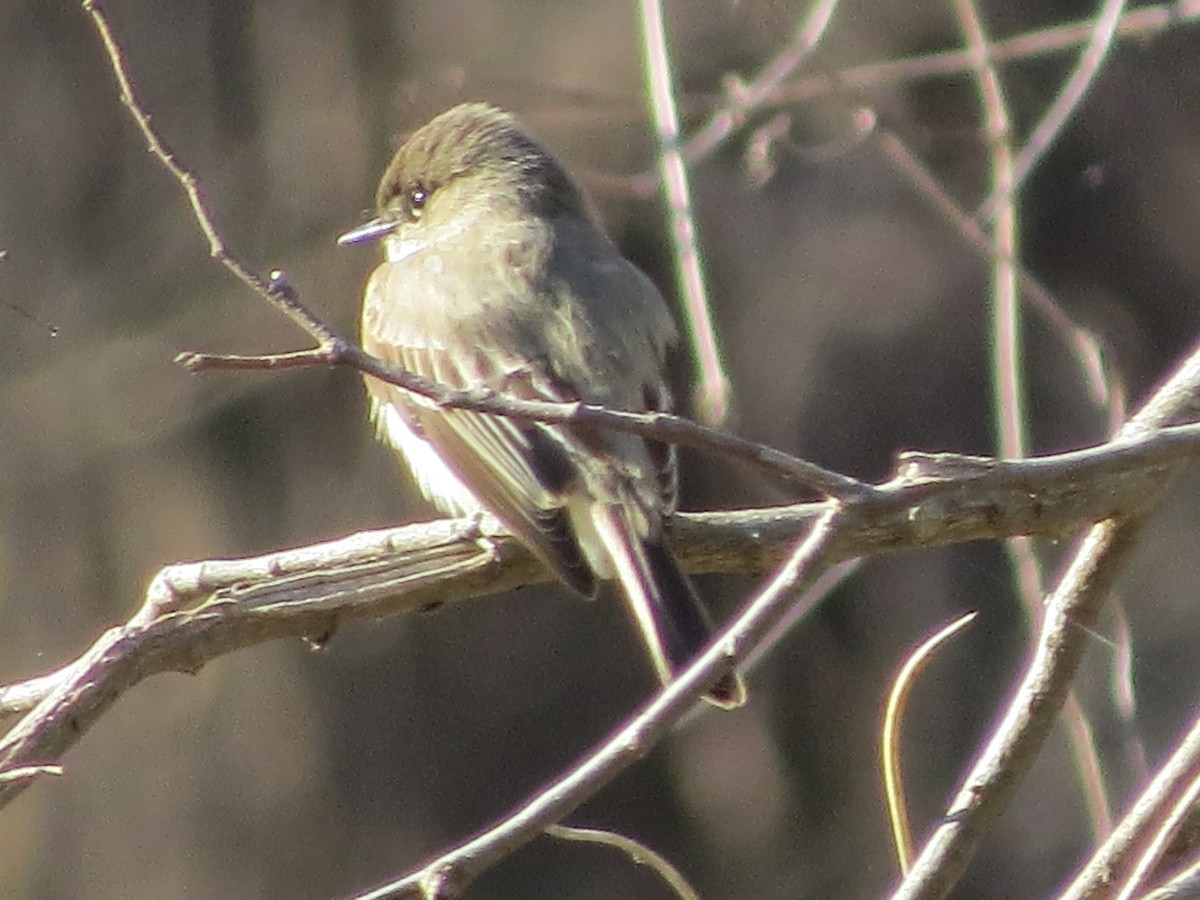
[362,262,600,596]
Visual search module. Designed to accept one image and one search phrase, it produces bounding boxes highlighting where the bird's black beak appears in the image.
[337,217,395,246]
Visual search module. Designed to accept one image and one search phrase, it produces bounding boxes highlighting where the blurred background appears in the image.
[2,1,1200,897]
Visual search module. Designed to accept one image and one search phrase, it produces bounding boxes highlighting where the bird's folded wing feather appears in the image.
[364,317,599,596]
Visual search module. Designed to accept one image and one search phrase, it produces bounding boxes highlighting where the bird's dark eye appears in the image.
[407,186,429,219]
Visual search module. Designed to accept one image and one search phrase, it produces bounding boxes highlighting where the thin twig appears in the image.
[881,612,978,875]
[740,557,860,674]
[1116,769,1200,900]
[953,0,1113,840]
[952,0,1023,459]
[183,334,869,499]
[975,0,1129,222]
[874,127,1122,423]
[626,1,1200,183]
[80,1,323,343]
[545,825,701,900]
[635,0,732,425]
[666,0,842,185]
[1062,711,1200,898]
[1063,694,1115,841]
[895,520,1147,900]
[0,763,63,784]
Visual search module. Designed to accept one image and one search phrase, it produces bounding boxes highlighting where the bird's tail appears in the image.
[590,505,746,709]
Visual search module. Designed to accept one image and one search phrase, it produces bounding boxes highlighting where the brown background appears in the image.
[2,1,1200,897]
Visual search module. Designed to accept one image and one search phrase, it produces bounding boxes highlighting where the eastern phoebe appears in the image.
[340,103,744,708]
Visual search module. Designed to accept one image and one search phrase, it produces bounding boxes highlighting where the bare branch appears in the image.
[974,0,1129,223]
[633,0,841,423]
[874,127,1121,422]
[177,328,868,498]
[893,332,1200,900]
[1142,853,1200,899]
[545,825,701,900]
[1062,711,1200,898]
[617,2,1200,189]
[3,422,1200,835]
[636,0,732,424]
[350,507,841,899]
[954,0,1114,841]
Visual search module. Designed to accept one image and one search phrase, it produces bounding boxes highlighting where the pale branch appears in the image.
[974,0,1127,224]
[893,330,1200,900]
[652,0,840,188]
[874,126,1118,421]
[956,0,1114,844]
[894,519,1149,900]
[4,424,1200,815]
[636,0,735,425]
[1061,710,1200,898]
[1142,853,1200,899]
[81,1,341,352]
[633,0,843,424]
[623,1,1200,192]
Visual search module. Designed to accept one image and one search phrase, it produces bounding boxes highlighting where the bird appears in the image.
[339,103,745,708]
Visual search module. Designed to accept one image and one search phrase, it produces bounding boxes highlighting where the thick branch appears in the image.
[3,423,1199,813]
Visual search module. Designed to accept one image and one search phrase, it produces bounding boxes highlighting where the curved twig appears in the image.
[881,612,978,874]
[545,825,701,900]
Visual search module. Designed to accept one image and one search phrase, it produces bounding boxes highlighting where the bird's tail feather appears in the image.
[590,505,746,709]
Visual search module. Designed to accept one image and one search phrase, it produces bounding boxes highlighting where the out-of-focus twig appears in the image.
[666,0,842,182]
[635,0,733,425]
[875,127,1123,424]
[627,1,1200,182]
[953,0,1113,841]
[952,0,1023,460]
[975,0,1129,222]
